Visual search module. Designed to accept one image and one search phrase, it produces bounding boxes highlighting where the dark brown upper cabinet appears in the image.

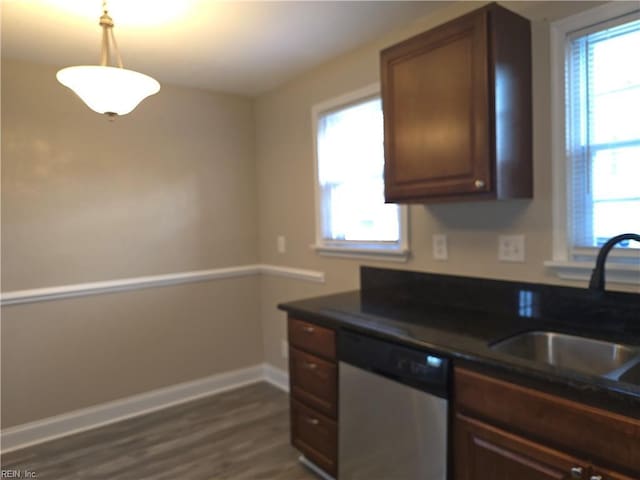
[381,3,532,203]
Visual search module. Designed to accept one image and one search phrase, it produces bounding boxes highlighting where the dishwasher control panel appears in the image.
[339,329,450,398]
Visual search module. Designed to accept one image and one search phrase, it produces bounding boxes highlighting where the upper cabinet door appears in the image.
[381,4,532,203]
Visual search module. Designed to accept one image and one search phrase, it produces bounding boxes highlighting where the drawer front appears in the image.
[290,347,337,418]
[289,318,336,360]
[455,367,640,474]
[291,398,337,476]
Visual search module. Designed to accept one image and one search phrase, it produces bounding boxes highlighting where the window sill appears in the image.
[312,244,410,263]
[544,260,640,287]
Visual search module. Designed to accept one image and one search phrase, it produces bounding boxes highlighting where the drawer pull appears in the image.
[303,361,318,370]
[474,179,485,189]
[589,476,602,480]
[305,417,320,426]
[302,326,315,333]
[570,467,583,479]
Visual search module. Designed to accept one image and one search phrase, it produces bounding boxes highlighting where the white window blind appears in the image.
[312,88,407,259]
[566,14,640,250]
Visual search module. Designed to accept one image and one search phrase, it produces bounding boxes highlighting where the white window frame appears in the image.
[310,83,409,262]
[546,2,640,285]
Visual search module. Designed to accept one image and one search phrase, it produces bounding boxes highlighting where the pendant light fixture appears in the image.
[56,1,160,118]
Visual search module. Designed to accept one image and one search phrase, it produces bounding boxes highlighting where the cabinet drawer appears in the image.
[455,367,640,474]
[291,398,337,476]
[290,347,337,418]
[288,318,336,360]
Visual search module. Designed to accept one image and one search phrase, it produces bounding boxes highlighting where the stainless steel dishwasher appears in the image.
[339,330,449,480]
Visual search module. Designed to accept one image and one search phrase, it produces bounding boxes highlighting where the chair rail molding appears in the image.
[1,264,325,306]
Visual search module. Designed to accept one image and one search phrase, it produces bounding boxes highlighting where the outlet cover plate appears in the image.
[432,234,448,261]
[498,235,525,262]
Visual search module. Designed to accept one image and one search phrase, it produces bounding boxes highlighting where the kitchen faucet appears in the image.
[588,233,640,292]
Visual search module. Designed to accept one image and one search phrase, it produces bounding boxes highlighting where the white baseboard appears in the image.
[1,363,289,454]
[263,364,289,392]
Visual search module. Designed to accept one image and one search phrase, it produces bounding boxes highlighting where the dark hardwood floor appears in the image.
[1,382,317,480]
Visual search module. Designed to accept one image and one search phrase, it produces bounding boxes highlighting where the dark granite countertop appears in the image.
[279,267,640,418]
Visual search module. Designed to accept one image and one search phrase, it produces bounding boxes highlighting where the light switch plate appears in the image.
[432,234,448,260]
[498,235,525,262]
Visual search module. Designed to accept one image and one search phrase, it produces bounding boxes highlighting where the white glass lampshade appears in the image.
[56,66,160,116]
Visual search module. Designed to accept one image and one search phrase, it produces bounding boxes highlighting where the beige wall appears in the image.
[2,60,258,290]
[254,1,627,371]
[1,59,262,427]
[2,277,261,427]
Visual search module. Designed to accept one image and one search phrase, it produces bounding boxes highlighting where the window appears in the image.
[312,84,408,260]
[548,4,640,284]
[567,12,640,248]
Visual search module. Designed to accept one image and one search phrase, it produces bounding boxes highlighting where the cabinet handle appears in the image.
[305,417,320,426]
[474,179,485,189]
[302,326,315,333]
[589,476,602,480]
[303,361,317,370]
[570,467,584,479]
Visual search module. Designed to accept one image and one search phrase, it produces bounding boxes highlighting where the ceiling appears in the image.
[1,0,448,96]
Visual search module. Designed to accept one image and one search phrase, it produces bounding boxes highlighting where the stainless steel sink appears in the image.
[490,331,640,377]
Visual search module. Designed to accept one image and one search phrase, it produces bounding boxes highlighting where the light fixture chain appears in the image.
[109,28,124,69]
[100,21,110,66]
[98,0,123,68]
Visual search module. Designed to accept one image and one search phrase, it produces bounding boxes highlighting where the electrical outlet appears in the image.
[498,235,525,262]
[432,234,448,260]
[277,235,286,254]
[281,339,288,359]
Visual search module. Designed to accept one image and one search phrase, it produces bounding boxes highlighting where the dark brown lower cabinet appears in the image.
[290,398,337,476]
[454,367,640,480]
[287,317,338,477]
[589,466,638,480]
[455,413,587,480]
[289,347,337,418]
[455,414,638,480]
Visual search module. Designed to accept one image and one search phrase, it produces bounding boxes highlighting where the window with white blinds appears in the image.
[311,85,408,259]
[566,12,640,251]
